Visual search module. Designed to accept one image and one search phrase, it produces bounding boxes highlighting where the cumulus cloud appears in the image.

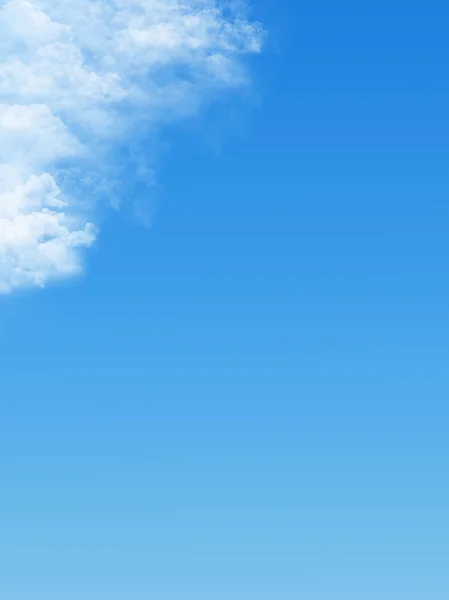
[0,0,262,293]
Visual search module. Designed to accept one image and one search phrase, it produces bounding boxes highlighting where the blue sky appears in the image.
[1,0,449,598]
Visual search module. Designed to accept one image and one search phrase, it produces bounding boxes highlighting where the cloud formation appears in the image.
[0,0,262,293]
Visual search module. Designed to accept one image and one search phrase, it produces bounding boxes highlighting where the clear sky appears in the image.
[1,1,449,599]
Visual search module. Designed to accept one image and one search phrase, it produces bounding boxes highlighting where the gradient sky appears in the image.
[2,0,449,598]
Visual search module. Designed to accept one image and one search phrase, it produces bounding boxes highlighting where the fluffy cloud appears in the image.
[0,0,262,293]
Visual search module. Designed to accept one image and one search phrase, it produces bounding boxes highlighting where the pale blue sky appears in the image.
[1,0,449,598]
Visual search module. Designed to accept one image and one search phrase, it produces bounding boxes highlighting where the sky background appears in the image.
[2,0,449,598]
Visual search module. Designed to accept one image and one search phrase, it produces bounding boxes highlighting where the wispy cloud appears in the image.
[0,0,262,293]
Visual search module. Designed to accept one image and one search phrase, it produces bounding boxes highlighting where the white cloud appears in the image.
[0,0,262,293]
